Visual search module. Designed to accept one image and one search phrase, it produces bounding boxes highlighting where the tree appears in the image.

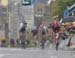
[50,0,75,19]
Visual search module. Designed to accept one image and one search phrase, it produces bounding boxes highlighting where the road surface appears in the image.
[0,48,75,58]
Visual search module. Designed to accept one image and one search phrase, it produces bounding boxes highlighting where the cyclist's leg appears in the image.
[56,42,59,51]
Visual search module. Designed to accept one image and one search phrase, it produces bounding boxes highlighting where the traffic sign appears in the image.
[22,0,32,5]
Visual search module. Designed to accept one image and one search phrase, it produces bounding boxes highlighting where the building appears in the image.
[0,0,51,39]
[8,0,34,39]
[8,0,21,39]
[22,4,34,29]
[34,0,51,28]
[0,0,9,40]
[34,3,45,27]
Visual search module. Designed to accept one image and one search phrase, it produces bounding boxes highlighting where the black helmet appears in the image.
[23,21,27,24]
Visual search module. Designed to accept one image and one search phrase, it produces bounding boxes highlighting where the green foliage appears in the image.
[50,0,75,19]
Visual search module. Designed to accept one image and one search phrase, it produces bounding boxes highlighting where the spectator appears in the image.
[1,37,6,47]
[10,39,15,47]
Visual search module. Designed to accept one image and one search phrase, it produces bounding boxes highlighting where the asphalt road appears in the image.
[0,48,75,58]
